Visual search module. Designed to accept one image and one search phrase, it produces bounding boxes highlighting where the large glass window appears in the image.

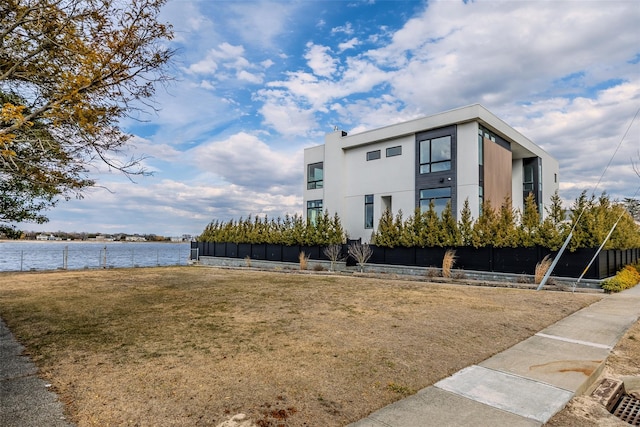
[419,136,451,173]
[419,187,451,217]
[307,162,323,190]
[307,200,323,225]
[364,195,374,229]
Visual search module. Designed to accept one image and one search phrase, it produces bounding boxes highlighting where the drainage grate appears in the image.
[612,394,640,426]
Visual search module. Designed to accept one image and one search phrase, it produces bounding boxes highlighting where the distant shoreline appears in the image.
[0,239,189,244]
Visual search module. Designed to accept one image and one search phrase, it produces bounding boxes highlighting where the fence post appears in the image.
[102,246,107,268]
[63,246,68,270]
[20,250,24,271]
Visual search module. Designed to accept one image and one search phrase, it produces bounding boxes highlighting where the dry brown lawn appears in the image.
[0,266,602,426]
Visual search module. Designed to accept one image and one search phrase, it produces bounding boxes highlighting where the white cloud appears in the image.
[188,132,302,192]
[258,93,319,136]
[237,70,263,84]
[304,43,339,78]
[338,37,360,52]
[331,22,354,35]
[226,1,300,48]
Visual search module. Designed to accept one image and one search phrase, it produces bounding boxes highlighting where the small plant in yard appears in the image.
[425,268,439,278]
[387,382,414,396]
[312,264,326,271]
[535,255,553,284]
[244,255,251,267]
[322,244,344,272]
[298,251,310,270]
[442,249,456,278]
[347,242,373,272]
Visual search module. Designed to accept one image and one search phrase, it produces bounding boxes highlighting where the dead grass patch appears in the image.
[0,267,601,426]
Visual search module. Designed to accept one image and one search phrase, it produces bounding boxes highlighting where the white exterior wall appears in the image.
[342,135,415,241]
[303,144,325,211]
[540,153,560,218]
[511,159,524,213]
[455,122,480,219]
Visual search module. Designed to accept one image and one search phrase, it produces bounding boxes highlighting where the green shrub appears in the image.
[602,264,640,293]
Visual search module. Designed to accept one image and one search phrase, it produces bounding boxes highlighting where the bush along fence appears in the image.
[190,241,640,280]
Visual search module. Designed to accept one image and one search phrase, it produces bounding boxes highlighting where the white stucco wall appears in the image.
[456,122,480,219]
[512,159,524,214]
[342,135,415,241]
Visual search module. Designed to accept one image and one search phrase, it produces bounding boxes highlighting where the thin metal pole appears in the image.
[20,250,24,271]
[537,231,573,291]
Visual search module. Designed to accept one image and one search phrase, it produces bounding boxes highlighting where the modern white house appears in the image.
[303,104,559,241]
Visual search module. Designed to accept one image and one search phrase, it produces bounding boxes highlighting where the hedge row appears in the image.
[372,192,640,251]
[198,192,640,251]
[199,211,344,246]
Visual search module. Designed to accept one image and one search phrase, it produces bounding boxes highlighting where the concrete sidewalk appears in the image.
[0,319,73,427]
[350,285,640,427]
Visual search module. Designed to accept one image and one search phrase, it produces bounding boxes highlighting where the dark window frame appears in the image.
[366,150,381,161]
[307,199,323,225]
[307,162,323,190]
[419,187,452,217]
[386,146,402,157]
[419,136,451,174]
[364,194,374,229]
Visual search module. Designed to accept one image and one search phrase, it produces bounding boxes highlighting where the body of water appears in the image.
[0,241,191,272]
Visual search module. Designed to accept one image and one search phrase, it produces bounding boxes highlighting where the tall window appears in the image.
[419,187,451,217]
[419,136,451,173]
[364,195,374,229]
[307,200,323,225]
[307,162,323,189]
[523,164,534,192]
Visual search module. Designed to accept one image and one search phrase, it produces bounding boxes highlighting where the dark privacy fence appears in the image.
[190,241,639,280]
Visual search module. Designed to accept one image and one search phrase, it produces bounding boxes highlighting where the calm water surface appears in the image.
[0,241,191,272]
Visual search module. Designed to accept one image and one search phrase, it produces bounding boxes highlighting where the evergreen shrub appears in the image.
[601,264,640,293]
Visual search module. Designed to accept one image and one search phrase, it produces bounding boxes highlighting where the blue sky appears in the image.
[26,0,640,236]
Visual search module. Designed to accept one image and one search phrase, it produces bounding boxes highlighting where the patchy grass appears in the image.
[0,267,601,426]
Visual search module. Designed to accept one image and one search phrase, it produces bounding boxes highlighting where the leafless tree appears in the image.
[322,244,344,271]
[348,242,373,273]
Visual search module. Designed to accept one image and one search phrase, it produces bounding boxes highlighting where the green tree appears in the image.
[441,202,462,247]
[422,202,442,247]
[458,198,474,246]
[518,192,540,247]
[538,191,568,250]
[1,0,174,224]
[399,210,417,247]
[374,209,397,248]
[494,197,518,247]
[471,200,498,248]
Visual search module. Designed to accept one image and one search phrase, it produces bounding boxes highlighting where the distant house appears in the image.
[303,104,559,241]
[36,233,60,241]
[125,236,147,242]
